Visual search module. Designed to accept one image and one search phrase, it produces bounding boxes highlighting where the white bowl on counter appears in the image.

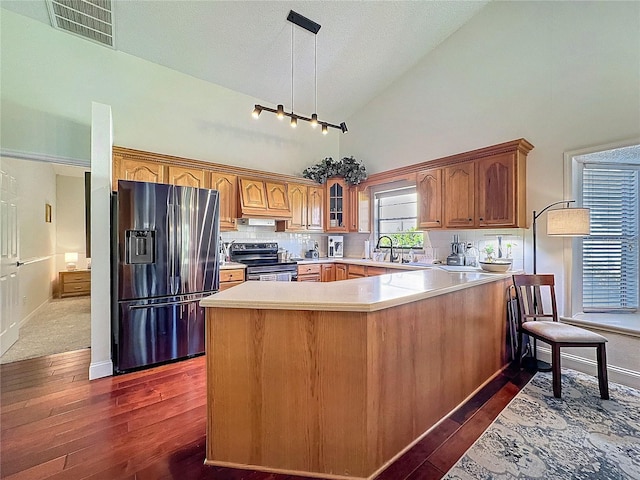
[479,260,512,272]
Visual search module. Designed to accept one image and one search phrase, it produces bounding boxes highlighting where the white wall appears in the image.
[341,1,640,384]
[0,9,339,175]
[342,0,640,303]
[56,175,88,272]
[0,157,57,323]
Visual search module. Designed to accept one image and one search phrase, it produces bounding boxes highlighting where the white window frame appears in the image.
[564,138,640,319]
[372,184,423,250]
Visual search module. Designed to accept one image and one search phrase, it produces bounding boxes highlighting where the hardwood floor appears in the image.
[0,349,533,480]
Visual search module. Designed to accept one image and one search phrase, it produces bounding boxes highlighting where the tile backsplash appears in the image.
[424,229,525,270]
[221,225,328,258]
[222,225,524,269]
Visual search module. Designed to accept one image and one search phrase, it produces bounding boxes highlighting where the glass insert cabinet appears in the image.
[326,177,348,232]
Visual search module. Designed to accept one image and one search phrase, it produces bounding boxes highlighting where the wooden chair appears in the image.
[512,274,609,399]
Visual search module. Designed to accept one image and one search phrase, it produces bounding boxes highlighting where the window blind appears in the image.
[375,187,423,247]
[582,167,639,311]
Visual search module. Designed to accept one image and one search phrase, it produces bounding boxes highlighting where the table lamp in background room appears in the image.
[65,252,78,271]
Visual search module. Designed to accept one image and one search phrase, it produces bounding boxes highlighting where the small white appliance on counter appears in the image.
[328,235,344,258]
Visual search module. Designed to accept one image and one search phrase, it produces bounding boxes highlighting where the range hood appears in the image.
[237,218,276,227]
[237,177,292,220]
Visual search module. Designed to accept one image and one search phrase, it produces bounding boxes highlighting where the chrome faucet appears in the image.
[376,235,398,262]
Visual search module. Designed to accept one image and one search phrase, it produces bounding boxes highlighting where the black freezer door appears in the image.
[117,180,220,300]
[116,294,210,372]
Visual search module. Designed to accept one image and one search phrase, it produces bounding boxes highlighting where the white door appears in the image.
[1,169,19,355]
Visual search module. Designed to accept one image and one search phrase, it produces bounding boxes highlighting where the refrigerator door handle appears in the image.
[168,202,177,295]
[128,297,204,310]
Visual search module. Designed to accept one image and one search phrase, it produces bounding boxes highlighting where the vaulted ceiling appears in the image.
[1,0,489,121]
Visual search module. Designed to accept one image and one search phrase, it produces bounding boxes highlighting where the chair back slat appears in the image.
[512,274,559,325]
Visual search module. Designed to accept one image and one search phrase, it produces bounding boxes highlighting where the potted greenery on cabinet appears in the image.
[303,157,367,232]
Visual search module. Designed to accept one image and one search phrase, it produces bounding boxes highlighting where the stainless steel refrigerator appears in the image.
[112,180,220,373]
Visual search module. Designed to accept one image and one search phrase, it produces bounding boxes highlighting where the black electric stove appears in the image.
[229,242,298,281]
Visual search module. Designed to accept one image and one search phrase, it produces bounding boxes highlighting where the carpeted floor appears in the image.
[444,369,640,479]
[0,297,90,364]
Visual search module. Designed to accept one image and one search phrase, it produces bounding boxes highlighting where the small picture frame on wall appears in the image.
[45,203,52,223]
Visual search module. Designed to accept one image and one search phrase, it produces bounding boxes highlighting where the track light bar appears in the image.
[251,11,347,135]
[252,104,347,134]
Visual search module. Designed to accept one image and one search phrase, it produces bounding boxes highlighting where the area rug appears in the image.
[0,297,90,364]
[444,369,640,479]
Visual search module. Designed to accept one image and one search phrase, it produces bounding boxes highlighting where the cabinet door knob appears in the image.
[468,218,473,222]
[479,217,484,221]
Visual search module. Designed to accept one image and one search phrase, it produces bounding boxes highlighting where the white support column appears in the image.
[89,102,113,379]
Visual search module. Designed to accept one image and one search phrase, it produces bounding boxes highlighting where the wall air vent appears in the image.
[46,0,114,48]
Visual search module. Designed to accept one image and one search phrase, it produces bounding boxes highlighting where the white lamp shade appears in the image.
[546,208,590,236]
[65,252,79,263]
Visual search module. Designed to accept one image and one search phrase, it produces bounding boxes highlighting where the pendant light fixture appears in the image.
[252,10,348,135]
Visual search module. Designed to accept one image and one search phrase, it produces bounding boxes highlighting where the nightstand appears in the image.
[59,270,91,298]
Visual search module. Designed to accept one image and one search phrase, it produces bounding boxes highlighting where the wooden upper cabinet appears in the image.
[167,165,208,188]
[238,178,268,211]
[238,177,291,218]
[345,185,371,233]
[348,186,359,232]
[287,184,308,231]
[113,156,165,189]
[417,168,443,229]
[443,162,475,228]
[368,138,532,230]
[326,178,349,232]
[210,172,238,231]
[307,186,324,231]
[265,181,291,215]
[476,153,519,228]
[276,184,323,232]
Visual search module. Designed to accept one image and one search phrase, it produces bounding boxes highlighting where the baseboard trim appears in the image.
[19,298,53,329]
[537,347,640,390]
[89,360,113,380]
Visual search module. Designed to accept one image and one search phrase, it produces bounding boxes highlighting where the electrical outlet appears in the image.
[22,296,27,305]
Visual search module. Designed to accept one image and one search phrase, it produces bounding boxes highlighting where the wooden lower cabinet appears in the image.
[335,264,348,281]
[297,264,321,282]
[219,268,245,291]
[367,266,388,277]
[204,278,511,478]
[347,264,366,279]
[320,264,335,282]
[59,270,91,298]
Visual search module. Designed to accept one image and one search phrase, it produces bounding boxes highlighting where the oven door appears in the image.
[246,264,298,281]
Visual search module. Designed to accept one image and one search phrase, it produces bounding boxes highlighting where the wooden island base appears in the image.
[204,276,511,479]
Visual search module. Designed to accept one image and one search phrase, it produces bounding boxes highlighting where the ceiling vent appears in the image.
[46,0,114,48]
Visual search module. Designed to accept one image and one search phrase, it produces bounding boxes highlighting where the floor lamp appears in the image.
[529,200,591,370]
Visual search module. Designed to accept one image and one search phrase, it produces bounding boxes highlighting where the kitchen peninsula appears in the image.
[201,268,512,479]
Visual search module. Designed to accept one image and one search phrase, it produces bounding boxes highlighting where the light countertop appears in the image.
[202,268,511,312]
[219,262,247,270]
[296,257,434,270]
